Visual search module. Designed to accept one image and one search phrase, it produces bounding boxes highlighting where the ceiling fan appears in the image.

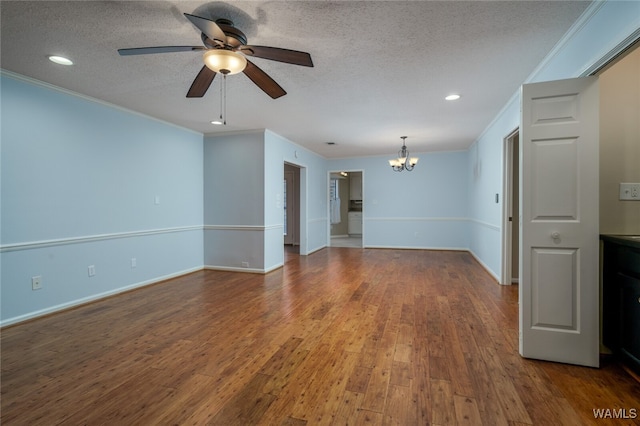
[118,13,313,99]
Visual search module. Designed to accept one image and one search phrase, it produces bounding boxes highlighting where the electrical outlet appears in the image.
[88,265,96,277]
[619,183,640,200]
[242,261,249,268]
[131,258,137,268]
[32,276,42,291]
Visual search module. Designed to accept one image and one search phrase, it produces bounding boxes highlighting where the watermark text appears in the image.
[593,408,637,419]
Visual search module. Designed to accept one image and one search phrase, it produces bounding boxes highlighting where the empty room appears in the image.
[1,1,639,424]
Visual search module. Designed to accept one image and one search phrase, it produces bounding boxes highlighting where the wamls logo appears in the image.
[593,408,637,419]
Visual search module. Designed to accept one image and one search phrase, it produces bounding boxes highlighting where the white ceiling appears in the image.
[0,1,592,158]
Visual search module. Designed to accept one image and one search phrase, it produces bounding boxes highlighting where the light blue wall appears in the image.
[264,132,288,271]
[328,151,469,250]
[529,1,640,84]
[467,100,517,279]
[265,130,328,258]
[468,1,640,280]
[1,74,204,325]
[203,130,327,272]
[203,131,266,271]
[3,0,637,323]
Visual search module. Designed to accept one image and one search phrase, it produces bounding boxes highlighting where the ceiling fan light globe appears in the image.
[203,50,247,75]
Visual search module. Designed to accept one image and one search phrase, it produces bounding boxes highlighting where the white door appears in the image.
[520,76,599,367]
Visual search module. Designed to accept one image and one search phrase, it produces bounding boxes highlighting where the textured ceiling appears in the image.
[0,1,592,158]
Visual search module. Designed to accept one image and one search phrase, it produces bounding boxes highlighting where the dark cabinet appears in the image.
[620,274,640,367]
[602,235,640,377]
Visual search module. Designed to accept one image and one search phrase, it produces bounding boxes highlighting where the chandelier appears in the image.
[388,136,419,172]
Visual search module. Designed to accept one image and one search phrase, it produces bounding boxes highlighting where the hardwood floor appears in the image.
[2,248,639,425]
[330,236,363,248]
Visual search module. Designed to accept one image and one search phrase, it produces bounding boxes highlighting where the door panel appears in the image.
[531,248,577,330]
[530,93,579,124]
[531,138,578,219]
[520,76,599,367]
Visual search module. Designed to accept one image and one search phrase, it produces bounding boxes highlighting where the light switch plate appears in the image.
[619,183,640,200]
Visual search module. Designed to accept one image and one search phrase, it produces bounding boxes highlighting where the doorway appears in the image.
[284,163,301,254]
[329,170,363,248]
[502,130,520,285]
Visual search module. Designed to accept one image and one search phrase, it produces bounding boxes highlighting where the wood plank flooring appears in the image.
[2,248,639,425]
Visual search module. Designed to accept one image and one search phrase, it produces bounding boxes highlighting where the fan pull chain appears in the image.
[223,74,227,126]
[219,74,223,123]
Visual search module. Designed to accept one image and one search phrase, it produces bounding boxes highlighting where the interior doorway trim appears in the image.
[284,161,308,255]
[501,127,519,285]
[327,169,364,247]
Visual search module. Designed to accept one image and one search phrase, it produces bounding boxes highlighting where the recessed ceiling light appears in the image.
[445,94,461,101]
[48,55,73,66]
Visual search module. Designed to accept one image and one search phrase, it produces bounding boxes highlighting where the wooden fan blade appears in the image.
[184,13,226,44]
[243,60,286,99]
[187,66,216,98]
[240,46,313,67]
[118,46,204,56]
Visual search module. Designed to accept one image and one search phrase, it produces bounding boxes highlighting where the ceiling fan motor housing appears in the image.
[201,19,247,49]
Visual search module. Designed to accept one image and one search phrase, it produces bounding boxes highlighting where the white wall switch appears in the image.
[131,258,137,268]
[88,265,96,277]
[619,183,640,200]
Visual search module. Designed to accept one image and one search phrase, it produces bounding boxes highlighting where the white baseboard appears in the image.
[468,250,501,283]
[365,245,468,251]
[204,262,284,274]
[305,245,327,255]
[1,266,203,327]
